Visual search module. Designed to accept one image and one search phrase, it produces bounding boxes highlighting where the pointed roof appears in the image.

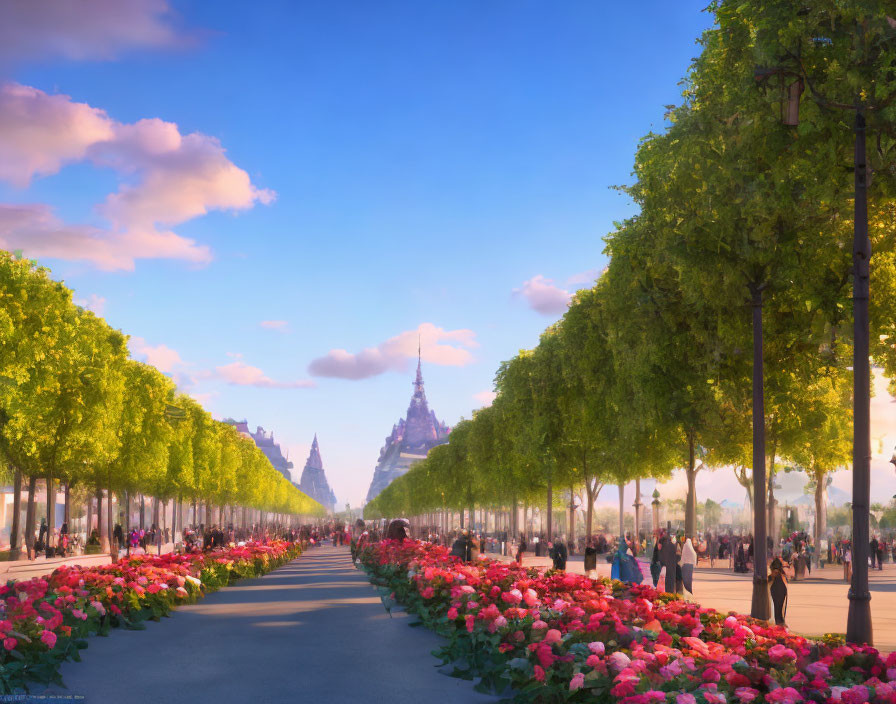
[305,433,323,470]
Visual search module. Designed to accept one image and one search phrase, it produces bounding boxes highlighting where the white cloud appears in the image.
[513,275,572,315]
[215,361,315,389]
[260,320,289,332]
[0,83,272,271]
[74,293,106,316]
[473,390,497,408]
[129,336,183,373]
[308,322,478,380]
[566,268,603,286]
[189,391,218,406]
[0,0,188,67]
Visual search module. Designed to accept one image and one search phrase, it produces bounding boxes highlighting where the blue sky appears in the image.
[10,0,855,509]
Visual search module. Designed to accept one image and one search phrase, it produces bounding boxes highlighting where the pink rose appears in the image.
[532,620,548,630]
[534,665,545,682]
[570,672,585,690]
[447,607,459,620]
[2,637,16,651]
[588,641,606,655]
[609,651,631,672]
[543,629,562,644]
[734,688,759,703]
[40,630,57,649]
[677,694,697,704]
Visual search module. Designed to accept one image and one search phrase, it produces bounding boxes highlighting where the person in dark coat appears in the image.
[650,539,662,587]
[584,540,598,577]
[548,540,568,571]
[37,518,48,552]
[769,556,788,625]
[515,536,527,564]
[659,534,678,593]
[450,532,471,562]
[871,537,880,569]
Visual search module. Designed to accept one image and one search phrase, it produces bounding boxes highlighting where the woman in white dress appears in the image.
[681,538,698,597]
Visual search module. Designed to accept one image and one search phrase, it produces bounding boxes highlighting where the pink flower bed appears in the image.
[359,539,894,703]
[0,540,301,692]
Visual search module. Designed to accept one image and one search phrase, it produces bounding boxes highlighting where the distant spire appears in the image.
[312,433,319,450]
[415,335,423,391]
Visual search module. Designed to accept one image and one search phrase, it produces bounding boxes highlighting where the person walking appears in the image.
[769,555,788,626]
[871,536,879,569]
[659,533,678,593]
[548,539,567,571]
[515,535,527,564]
[843,542,852,582]
[681,538,698,597]
[584,539,597,578]
[450,531,471,562]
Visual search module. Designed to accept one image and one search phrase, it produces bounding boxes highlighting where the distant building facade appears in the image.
[298,435,337,514]
[224,420,294,481]
[365,354,450,504]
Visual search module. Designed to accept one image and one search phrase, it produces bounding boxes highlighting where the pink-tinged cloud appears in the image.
[473,390,497,408]
[129,336,183,374]
[260,320,289,331]
[215,361,315,389]
[513,275,572,315]
[75,294,106,316]
[0,203,211,271]
[0,84,114,186]
[308,322,478,380]
[0,83,272,270]
[0,0,188,66]
[565,268,603,286]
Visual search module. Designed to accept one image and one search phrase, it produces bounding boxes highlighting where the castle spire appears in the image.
[415,334,423,390]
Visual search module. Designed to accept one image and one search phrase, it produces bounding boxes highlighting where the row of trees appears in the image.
[366,2,896,572]
[0,251,324,558]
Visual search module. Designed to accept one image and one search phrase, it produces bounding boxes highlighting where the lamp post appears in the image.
[632,479,643,555]
[754,46,877,639]
[652,489,661,536]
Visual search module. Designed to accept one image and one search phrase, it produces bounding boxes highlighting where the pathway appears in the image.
[42,545,496,704]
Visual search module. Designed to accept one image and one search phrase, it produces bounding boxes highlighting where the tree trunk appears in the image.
[685,432,698,539]
[618,483,625,539]
[139,494,146,530]
[633,478,642,555]
[46,471,55,548]
[97,487,109,552]
[546,469,553,541]
[107,486,115,560]
[125,490,131,556]
[86,490,93,539]
[511,494,517,539]
[585,481,595,541]
[567,484,575,552]
[9,468,21,559]
[814,470,827,568]
[767,440,778,542]
[24,475,37,558]
[63,482,71,529]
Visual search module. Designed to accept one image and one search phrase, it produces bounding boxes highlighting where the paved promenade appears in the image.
[502,551,896,652]
[43,545,496,704]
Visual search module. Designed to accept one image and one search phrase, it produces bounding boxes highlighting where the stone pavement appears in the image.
[42,545,497,704]
[499,550,896,652]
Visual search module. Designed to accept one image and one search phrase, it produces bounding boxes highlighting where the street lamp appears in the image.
[652,489,661,535]
[754,33,884,638]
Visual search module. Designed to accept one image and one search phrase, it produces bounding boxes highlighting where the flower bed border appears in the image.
[358,539,895,704]
[0,540,303,693]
